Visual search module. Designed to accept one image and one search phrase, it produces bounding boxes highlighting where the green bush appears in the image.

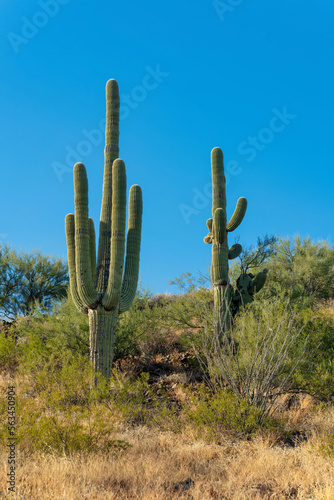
[317,432,334,458]
[182,383,282,440]
[115,289,163,359]
[0,332,19,373]
[0,352,130,456]
[192,294,308,418]
[290,308,334,401]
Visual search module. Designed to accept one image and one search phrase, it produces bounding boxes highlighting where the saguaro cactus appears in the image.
[204,147,247,342]
[65,79,143,381]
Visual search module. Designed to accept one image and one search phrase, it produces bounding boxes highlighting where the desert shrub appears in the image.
[0,332,19,373]
[229,235,334,311]
[289,307,334,401]
[193,295,307,419]
[106,371,158,424]
[1,285,164,374]
[181,383,282,440]
[0,352,130,456]
[0,293,90,376]
[317,432,334,458]
[166,273,213,347]
[258,236,334,308]
[115,289,164,359]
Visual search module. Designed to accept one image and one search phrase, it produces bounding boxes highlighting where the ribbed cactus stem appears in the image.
[213,286,233,339]
[65,214,88,314]
[204,147,247,343]
[88,306,118,377]
[103,159,127,310]
[65,79,143,381]
[88,217,96,283]
[226,198,247,232]
[96,79,120,294]
[74,163,99,309]
[211,147,226,214]
[120,184,143,313]
[228,243,242,260]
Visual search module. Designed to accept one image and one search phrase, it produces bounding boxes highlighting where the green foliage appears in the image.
[183,383,281,440]
[4,292,90,370]
[0,352,130,456]
[167,272,213,345]
[107,371,154,424]
[114,287,161,359]
[0,331,19,374]
[229,234,277,282]
[0,243,68,320]
[0,244,18,319]
[261,236,334,307]
[290,308,334,401]
[230,235,334,310]
[194,294,308,417]
[317,431,334,458]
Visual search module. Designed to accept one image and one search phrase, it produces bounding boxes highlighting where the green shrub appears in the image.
[290,308,334,401]
[182,383,281,440]
[0,352,130,456]
[115,290,162,359]
[0,332,19,373]
[193,295,308,418]
[317,431,334,458]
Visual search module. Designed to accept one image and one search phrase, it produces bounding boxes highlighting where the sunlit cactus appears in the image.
[65,80,143,381]
[204,147,247,342]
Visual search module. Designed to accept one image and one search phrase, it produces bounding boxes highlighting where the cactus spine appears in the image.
[65,80,143,381]
[204,147,247,341]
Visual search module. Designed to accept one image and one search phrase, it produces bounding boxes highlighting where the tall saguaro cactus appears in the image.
[65,79,143,381]
[204,147,247,341]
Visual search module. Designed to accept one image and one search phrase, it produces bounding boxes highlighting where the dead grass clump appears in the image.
[1,425,334,499]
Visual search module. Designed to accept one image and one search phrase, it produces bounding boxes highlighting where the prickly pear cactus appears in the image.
[233,269,268,312]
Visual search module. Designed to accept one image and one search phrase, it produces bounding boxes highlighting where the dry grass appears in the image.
[1,405,334,500]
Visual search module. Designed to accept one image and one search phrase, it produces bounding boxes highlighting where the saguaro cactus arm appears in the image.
[88,217,96,283]
[213,208,226,244]
[73,163,99,309]
[204,218,213,244]
[228,243,242,260]
[65,214,88,314]
[226,197,247,232]
[119,184,143,313]
[103,159,127,310]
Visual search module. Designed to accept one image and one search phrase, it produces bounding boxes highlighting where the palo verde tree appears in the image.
[0,243,68,321]
[65,79,143,382]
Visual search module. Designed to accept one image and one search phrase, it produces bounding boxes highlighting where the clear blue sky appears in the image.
[1,0,333,294]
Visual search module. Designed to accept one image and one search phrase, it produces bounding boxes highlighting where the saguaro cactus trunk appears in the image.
[65,80,143,381]
[204,147,247,342]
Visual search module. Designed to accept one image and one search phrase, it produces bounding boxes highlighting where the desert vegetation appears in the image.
[1,236,334,498]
